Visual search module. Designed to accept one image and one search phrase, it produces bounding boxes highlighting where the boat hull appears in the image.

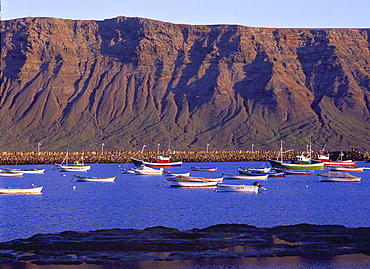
[58,167,90,172]
[318,172,361,182]
[133,166,164,175]
[0,171,24,177]
[329,167,363,172]
[131,158,182,168]
[0,186,43,194]
[215,184,259,193]
[164,172,191,176]
[191,166,218,171]
[269,160,324,170]
[2,168,45,174]
[223,173,269,180]
[74,175,116,182]
[166,180,218,187]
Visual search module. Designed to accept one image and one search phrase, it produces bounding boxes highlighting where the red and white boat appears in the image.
[312,153,356,167]
[131,156,182,168]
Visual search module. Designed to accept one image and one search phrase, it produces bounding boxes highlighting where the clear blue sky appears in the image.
[2,0,369,28]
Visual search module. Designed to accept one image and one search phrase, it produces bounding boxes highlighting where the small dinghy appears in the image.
[215,182,266,193]
[318,171,361,182]
[0,185,43,194]
[72,175,116,182]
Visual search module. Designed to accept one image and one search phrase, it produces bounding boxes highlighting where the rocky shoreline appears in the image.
[0,224,369,267]
[1,150,369,165]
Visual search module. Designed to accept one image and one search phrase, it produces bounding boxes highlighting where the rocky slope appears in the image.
[1,17,369,151]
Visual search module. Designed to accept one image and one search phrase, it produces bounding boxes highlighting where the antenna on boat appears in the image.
[140,145,146,154]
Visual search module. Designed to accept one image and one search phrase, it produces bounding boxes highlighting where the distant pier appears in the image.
[0,150,369,165]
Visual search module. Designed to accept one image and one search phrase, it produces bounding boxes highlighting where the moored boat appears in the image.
[164,171,191,176]
[0,185,43,194]
[285,170,314,175]
[238,167,271,173]
[191,166,218,171]
[318,171,361,182]
[133,165,164,175]
[223,172,269,180]
[215,182,266,192]
[165,175,222,187]
[2,168,45,174]
[57,165,90,172]
[321,160,357,167]
[0,170,24,177]
[56,151,91,172]
[329,167,363,172]
[73,175,116,182]
[130,158,182,168]
[269,159,324,170]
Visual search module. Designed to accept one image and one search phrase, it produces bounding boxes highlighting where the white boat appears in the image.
[164,171,191,176]
[318,171,361,182]
[0,170,24,177]
[165,175,222,187]
[222,173,269,180]
[56,150,91,172]
[2,168,45,174]
[73,175,116,182]
[329,167,364,172]
[57,165,90,172]
[191,166,218,171]
[0,185,43,194]
[215,182,266,192]
[120,168,136,174]
[133,166,164,175]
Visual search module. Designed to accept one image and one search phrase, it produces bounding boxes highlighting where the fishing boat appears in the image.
[312,151,356,166]
[165,175,222,187]
[329,167,364,172]
[133,166,164,175]
[321,160,357,167]
[0,185,43,194]
[215,182,266,193]
[72,175,116,182]
[191,166,218,171]
[1,168,45,174]
[0,170,24,177]
[269,159,324,170]
[269,141,324,170]
[223,172,269,180]
[318,171,361,182]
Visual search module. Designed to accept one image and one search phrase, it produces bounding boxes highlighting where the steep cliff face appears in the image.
[1,17,369,151]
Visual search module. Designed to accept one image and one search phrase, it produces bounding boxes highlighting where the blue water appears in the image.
[1,161,370,243]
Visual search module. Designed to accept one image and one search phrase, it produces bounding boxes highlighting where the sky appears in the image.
[1,0,370,28]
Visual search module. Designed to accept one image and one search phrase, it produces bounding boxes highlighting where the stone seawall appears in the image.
[0,150,369,165]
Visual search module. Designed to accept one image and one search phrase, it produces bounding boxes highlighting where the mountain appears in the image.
[1,17,369,152]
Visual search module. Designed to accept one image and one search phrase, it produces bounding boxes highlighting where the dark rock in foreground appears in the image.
[1,224,369,266]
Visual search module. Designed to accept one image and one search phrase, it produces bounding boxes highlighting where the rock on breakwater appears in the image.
[0,150,369,165]
[0,224,369,266]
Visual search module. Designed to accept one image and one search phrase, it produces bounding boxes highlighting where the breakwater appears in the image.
[0,150,369,165]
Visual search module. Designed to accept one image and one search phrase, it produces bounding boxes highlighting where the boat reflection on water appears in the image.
[133,254,370,269]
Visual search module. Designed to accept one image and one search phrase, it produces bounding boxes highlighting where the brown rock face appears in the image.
[1,17,369,151]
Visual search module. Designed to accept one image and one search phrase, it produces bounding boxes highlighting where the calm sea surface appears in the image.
[1,161,370,243]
